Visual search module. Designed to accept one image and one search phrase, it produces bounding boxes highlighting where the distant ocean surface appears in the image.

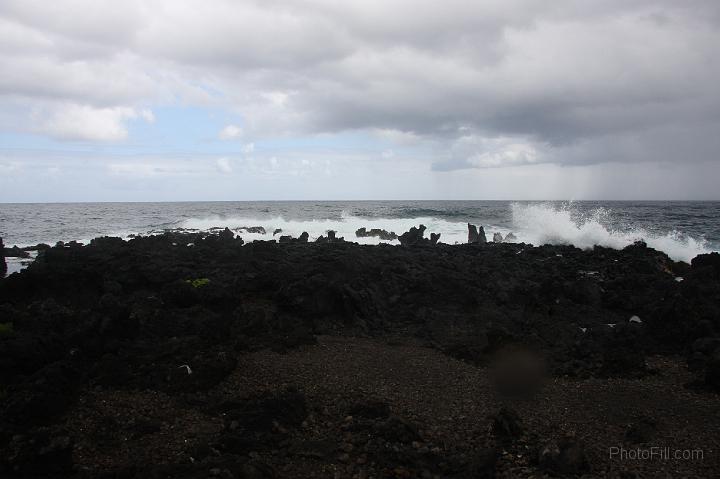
[1,201,719,263]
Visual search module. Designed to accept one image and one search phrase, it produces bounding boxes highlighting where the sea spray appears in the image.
[1,201,715,263]
[509,203,711,263]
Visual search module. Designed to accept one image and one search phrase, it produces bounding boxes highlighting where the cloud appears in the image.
[218,124,243,140]
[37,104,153,141]
[0,0,719,174]
[216,157,232,174]
[139,108,155,123]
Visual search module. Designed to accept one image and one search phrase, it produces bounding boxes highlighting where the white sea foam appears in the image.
[175,204,713,263]
[179,213,485,246]
[509,203,712,263]
[4,204,714,270]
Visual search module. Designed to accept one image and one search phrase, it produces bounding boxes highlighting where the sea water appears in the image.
[1,201,718,264]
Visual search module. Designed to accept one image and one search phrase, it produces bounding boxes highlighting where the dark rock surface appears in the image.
[468,224,487,244]
[490,407,523,444]
[239,226,266,234]
[355,227,398,241]
[0,233,717,382]
[3,245,31,259]
[316,230,344,243]
[398,224,440,246]
[0,232,719,477]
[0,237,6,278]
[537,435,589,475]
[468,223,479,243]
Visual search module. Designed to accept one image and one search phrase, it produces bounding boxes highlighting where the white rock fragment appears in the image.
[629,316,642,324]
[675,277,684,282]
[579,327,587,333]
[178,364,193,375]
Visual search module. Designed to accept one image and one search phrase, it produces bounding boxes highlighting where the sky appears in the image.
[1,0,720,202]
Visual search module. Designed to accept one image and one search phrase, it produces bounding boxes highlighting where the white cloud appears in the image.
[37,104,152,141]
[218,124,243,140]
[242,142,255,154]
[216,157,233,173]
[140,108,155,123]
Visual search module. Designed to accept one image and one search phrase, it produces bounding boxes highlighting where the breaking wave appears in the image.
[509,203,712,263]
[178,213,478,246]
[175,204,714,263]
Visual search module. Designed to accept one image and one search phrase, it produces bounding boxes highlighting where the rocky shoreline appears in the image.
[1,227,720,478]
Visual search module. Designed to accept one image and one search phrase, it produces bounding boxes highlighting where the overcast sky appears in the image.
[1,0,720,201]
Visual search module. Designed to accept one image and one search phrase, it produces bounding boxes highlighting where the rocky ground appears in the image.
[1,228,720,478]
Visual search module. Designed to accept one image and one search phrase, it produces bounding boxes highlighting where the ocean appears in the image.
[1,201,718,264]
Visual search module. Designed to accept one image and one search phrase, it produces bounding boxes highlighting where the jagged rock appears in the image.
[505,232,517,242]
[273,228,282,236]
[600,323,647,376]
[468,224,488,244]
[0,236,6,278]
[219,227,235,241]
[356,227,398,241]
[278,232,309,244]
[399,225,427,246]
[5,245,30,258]
[493,232,504,243]
[316,230,344,243]
[468,224,479,243]
[0,228,718,476]
[430,232,441,244]
[692,252,720,279]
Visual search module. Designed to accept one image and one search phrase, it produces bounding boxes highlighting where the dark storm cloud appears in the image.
[0,0,719,169]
